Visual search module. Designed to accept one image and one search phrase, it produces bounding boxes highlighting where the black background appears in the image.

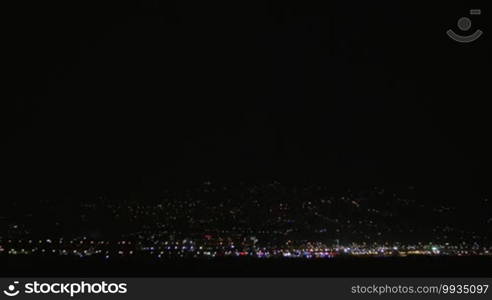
[5,1,491,205]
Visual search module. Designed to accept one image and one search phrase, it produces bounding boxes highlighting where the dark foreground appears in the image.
[1,256,491,277]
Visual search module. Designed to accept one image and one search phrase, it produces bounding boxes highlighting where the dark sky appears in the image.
[5,1,492,201]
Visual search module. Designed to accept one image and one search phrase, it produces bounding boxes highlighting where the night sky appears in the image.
[5,1,491,203]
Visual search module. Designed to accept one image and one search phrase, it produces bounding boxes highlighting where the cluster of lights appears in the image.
[1,237,491,259]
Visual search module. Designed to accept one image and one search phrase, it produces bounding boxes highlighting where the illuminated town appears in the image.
[1,182,491,259]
